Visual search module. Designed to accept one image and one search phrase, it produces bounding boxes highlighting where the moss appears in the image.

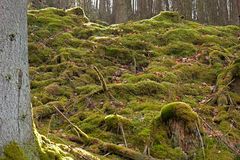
[73,27,103,39]
[77,113,105,134]
[122,73,161,83]
[109,80,170,99]
[151,144,186,159]
[47,33,82,49]
[156,102,198,125]
[163,28,201,44]
[163,41,197,57]
[76,85,102,95]
[28,43,52,65]
[31,79,60,89]
[33,101,65,119]
[197,26,222,36]
[201,35,224,45]
[213,111,230,123]
[0,142,28,160]
[152,11,183,23]
[103,46,134,64]
[44,83,62,96]
[66,7,84,16]
[104,114,131,131]
[203,137,235,160]
[34,131,74,160]
[36,8,66,17]
[27,6,240,159]
[174,63,217,83]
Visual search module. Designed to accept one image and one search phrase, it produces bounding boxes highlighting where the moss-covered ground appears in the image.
[28,7,240,159]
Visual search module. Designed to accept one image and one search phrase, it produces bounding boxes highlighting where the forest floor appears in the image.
[28,7,240,160]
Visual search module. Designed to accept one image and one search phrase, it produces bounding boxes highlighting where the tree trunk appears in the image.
[0,0,34,155]
[154,0,163,14]
[112,0,128,23]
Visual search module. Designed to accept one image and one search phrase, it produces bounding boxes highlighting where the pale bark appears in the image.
[0,0,34,154]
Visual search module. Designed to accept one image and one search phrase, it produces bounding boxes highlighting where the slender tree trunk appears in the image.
[218,0,229,25]
[229,0,240,25]
[237,0,240,24]
[164,0,170,11]
[0,0,34,154]
[154,0,163,14]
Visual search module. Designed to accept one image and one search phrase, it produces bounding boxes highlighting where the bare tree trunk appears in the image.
[229,0,240,25]
[154,0,163,14]
[238,0,240,24]
[112,0,128,23]
[164,0,170,11]
[0,0,34,155]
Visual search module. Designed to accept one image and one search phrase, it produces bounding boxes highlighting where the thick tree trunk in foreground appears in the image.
[0,0,34,154]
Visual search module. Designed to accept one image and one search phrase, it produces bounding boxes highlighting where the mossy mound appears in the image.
[104,114,131,131]
[152,11,183,23]
[154,102,202,157]
[157,102,198,125]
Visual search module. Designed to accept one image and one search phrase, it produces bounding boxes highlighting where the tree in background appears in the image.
[28,0,240,25]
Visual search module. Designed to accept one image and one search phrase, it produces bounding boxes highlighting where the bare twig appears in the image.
[119,123,128,147]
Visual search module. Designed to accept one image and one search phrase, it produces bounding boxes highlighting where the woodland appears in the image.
[29,0,240,25]
[0,0,240,160]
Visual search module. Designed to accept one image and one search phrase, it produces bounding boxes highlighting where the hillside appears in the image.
[28,7,240,160]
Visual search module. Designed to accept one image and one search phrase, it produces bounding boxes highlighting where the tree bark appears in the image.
[0,0,34,154]
[112,0,128,23]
